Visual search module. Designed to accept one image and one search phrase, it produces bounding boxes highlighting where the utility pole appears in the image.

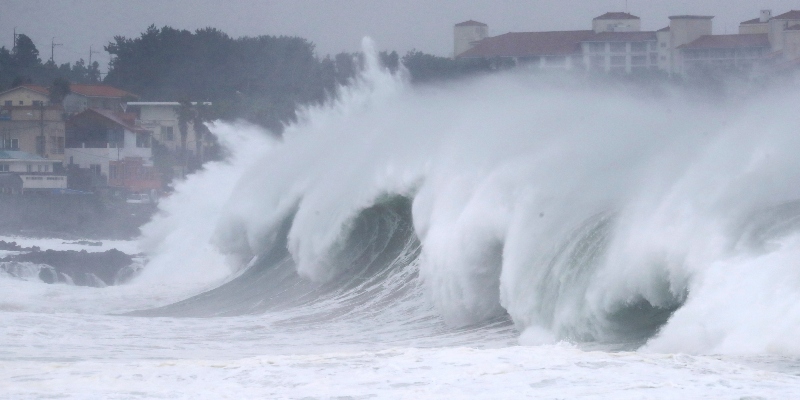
[50,37,63,63]
[12,28,17,54]
[89,45,100,65]
[39,102,45,157]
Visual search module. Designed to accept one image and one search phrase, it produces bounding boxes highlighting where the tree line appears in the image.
[2,26,502,131]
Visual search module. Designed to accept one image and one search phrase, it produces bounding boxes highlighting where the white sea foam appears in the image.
[3,40,800,397]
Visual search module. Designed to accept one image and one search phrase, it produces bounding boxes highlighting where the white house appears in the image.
[65,108,153,180]
[0,150,66,192]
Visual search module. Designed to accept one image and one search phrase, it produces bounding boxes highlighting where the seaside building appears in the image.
[65,108,159,193]
[454,9,800,77]
[0,150,67,193]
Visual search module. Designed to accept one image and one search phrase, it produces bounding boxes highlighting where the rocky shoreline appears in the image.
[0,240,140,287]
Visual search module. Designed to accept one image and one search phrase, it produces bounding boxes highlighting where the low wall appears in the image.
[0,194,156,239]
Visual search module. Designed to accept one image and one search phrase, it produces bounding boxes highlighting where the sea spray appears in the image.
[130,42,800,354]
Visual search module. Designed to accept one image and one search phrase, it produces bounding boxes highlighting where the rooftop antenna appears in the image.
[12,27,17,54]
[50,37,63,63]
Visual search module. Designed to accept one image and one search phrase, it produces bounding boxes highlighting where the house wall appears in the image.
[657,30,672,71]
[583,40,657,73]
[740,23,769,35]
[670,17,713,75]
[783,29,800,60]
[66,130,152,176]
[454,24,489,57]
[0,88,49,107]
[133,104,199,153]
[20,174,67,190]
[769,17,800,51]
[593,18,641,33]
[0,108,66,162]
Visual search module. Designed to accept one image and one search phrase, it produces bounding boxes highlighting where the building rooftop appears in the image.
[455,20,487,27]
[458,30,594,58]
[679,33,770,50]
[0,84,49,98]
[773,10,800,20]
[73,108,151,134]
[583,31,657,42]
[657,26,671,32]
[0,150,49,162]
[594,12,639,20]
[740,17,764,25]
[669,15,714,20]
[69,84,138,99]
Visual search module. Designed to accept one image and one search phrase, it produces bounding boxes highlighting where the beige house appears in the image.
[0,105,66,163]
[0,85,49,107]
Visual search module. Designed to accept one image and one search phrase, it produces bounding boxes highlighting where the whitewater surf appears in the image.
[3,43,800,398]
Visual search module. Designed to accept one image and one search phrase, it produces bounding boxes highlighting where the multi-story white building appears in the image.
[454,9,800,77]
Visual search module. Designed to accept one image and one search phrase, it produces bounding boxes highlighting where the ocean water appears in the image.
[3,43,800,398]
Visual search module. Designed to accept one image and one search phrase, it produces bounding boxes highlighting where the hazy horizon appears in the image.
[3,0,800,73]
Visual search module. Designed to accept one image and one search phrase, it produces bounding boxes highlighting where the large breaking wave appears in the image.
[134,41,800,355]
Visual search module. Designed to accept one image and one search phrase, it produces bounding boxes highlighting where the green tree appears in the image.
[13,34,40,68]
[48,77,71,105]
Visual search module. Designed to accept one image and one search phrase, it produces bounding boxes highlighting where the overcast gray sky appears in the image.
[3,0,799,72]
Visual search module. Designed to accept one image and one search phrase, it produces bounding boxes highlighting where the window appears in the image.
[161,126,174,141]
[26,164,32,173]
[136,132,151,148]
[631,55,647,66]
[3,101,10,106]
[32,100,42,107]
[0,163,8,172]
[36,136,45,155]
[89,164,102,176]
[37,164,43,172]
[50,136,64,154]
[589,42,606,53]
[611,56,626,66]
[18,101,23,105]
[610,42,627,53]
[631,42,647,53]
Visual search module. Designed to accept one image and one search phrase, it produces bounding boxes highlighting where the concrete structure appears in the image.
[63,84,138,114]
[0,106,66,163]
[667,16,714,75]
[125,102,211,154]
[65,108,154,188]
[454,9,800,79]
[454,20,488,57]
[0,150,66,192]
[0,85,49,107]
[582,31,658,73]
[739,10,772,34]
[678,34,770,75]
[592,12,641,33]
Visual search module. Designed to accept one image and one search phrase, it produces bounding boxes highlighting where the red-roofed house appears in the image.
[458,30,595,69]
[64,84,139,114]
